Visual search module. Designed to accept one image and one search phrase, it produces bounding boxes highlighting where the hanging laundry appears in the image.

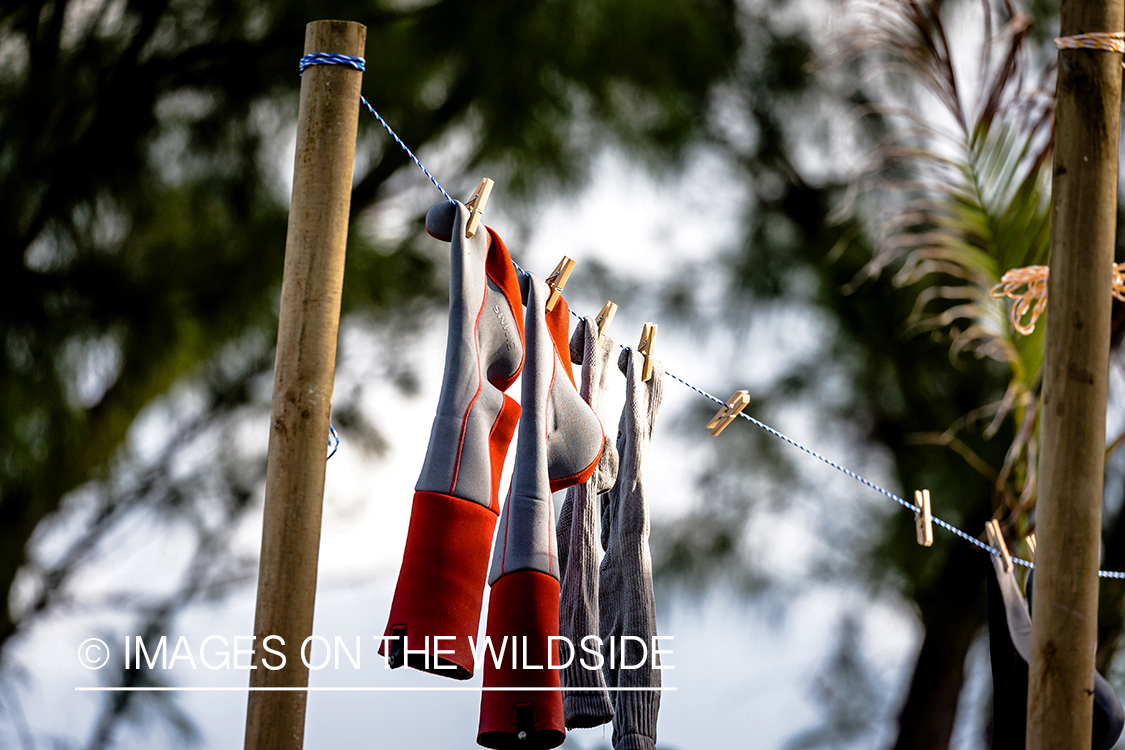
[478,274,604,750]
[556,316,622,729]
[380,200,525,680]
[600,345,665,750]
[987,556,1124,750]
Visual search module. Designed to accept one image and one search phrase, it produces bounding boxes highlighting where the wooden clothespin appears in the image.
[464,177,494,239]
[595,301,617,341]
[985,519,1013,573]
[638,323,657,382]
[706,390,751,436]
[1025,532,1036,560]
[913,489,933,547]
[545,256,576,312]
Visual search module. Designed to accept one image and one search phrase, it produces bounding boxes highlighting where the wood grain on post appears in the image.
[244,20,366,750]
[1027,2,1122,748]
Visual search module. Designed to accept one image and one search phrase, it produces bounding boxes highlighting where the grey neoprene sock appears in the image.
[556,317,621,729]
[488,276,605,582]
[478,275,605,749]
[599,346,664,750]
[415,201,522,505]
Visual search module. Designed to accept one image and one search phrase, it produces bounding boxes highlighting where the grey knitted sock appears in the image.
[557,317,621,729]
[599,346,664,750]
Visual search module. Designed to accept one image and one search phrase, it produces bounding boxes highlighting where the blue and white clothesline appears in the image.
[297,52,1125,581]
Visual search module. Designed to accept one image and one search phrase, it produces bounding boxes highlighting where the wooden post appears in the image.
[1027,3,1122,748]
[244,20,366,750]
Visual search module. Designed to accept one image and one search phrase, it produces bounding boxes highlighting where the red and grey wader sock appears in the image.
[600,346,664,750]
[478,275,604,750]
[987,560,1124,750]
[381,201,524,680]
[556,317,620,729]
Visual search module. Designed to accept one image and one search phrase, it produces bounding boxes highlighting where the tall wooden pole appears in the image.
[1027,3,1122,748]
[244,20,365,750]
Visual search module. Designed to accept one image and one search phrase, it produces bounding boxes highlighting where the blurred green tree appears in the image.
[0,0,739,669]
[654,0,1125,747]
[12,0,1125,748]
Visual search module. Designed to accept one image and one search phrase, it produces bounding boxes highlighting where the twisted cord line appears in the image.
[553,278,1124,577]
[1054,31,1125,68]
[298,53,455,204]
[660,362,1125,576]
[1055,31,1125,53]
[359,96,455,204]
[297,52,1125,579]
[298,52,365,74]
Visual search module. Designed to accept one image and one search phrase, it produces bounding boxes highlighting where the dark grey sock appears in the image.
[557,317,620,728]
[599,346,664,750]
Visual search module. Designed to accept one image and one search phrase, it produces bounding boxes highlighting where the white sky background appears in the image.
[1,1,1064,747]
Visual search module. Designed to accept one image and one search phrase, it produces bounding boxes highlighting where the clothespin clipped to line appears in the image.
[596,301,617,341]
[914,489,933,547]
[985,519,1013,573]
[545,256,576,312]
[1025,532,1036,560]
[638,323,657,382]
[707,390,751,436]
[464,177,494,239]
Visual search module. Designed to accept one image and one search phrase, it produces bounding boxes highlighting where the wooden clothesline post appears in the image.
[1027,1,1122,747]
[243,20,366,750]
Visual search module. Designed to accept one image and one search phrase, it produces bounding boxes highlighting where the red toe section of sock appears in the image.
[381,491,498,680]
[478,571,566,750]
[485,227,525,393]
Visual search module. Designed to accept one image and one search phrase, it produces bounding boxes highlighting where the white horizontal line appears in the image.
[75,686,675,692]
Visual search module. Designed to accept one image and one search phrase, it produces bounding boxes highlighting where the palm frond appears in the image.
[843,0,1053,513]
